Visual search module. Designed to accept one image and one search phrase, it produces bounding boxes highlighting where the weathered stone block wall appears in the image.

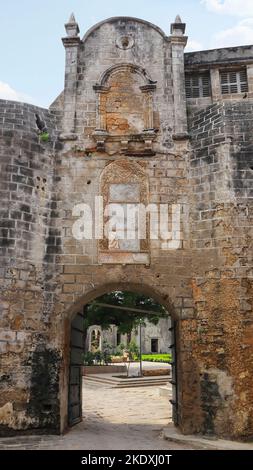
[50,140,194,433]
[0,100,64,434]
[52,22,193,440]
[0,80,195,437]
[188,101,253,438]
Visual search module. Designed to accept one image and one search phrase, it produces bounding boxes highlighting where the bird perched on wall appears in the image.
[35,114,48,133]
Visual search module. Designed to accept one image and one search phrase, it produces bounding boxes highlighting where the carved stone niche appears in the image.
[98,159,150,265]
[92,64,157,153]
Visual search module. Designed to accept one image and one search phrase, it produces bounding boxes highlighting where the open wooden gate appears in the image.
[169,319,179,425]
[68,311,85,426]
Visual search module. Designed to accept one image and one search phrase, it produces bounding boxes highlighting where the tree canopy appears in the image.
[84,290,167,335]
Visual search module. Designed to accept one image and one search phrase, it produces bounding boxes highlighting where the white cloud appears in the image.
[0,81,35,104]
[202,0,253,17]
[185,39,204,52]
[211,18,253,47]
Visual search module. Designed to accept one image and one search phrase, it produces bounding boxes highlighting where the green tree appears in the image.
[84,291,167,342]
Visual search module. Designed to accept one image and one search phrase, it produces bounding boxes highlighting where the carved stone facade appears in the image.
[0,15,253,439]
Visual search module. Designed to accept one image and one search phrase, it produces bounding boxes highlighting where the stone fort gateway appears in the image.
[0,14,253,440]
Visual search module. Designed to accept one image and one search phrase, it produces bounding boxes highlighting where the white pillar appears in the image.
[61,14,80,140]
[247,64,253,97]
[169,16,188,138]
[210,68,222,102]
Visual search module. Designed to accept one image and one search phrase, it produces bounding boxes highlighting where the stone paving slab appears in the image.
[3,382,249,451]
[0,383,195,450]
[163,424,253,450]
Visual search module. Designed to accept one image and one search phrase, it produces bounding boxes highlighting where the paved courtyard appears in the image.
[0,380,197,450]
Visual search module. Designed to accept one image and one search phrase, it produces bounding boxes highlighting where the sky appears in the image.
[0,0,253,108]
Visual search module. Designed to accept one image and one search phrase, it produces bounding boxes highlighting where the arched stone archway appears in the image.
[63,281,178,432]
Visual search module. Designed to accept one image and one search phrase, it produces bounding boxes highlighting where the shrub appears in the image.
[83,350,112,366]
[83,351,95,366]
[126,339,140,360]
[103,351,112,365]
[39,132,49,142]
[114,342,126,356]
[102,340,113,365]
[141,353,172,363]
[94,350,103,364]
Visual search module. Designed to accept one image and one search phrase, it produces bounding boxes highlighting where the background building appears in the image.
[86,317,171,354]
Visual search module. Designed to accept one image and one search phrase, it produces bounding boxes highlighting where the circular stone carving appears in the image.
[116,35,134,50]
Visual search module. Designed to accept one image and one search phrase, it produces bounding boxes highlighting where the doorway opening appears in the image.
[151,338,159,353]
[68,288,178,431]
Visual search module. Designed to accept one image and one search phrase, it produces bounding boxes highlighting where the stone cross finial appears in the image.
[65,12,80,37]
[68,13,76,24]
[170,14,186,36]
[175,15,182,23]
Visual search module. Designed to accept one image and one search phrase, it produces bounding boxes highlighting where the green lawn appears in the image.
[141,353,171,363]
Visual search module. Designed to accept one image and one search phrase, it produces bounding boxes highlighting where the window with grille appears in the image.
[185,73,211,98]
[220,69,248,94]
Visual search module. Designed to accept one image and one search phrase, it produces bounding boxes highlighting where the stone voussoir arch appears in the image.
[66,281,177,323]
[99,62,155,88]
